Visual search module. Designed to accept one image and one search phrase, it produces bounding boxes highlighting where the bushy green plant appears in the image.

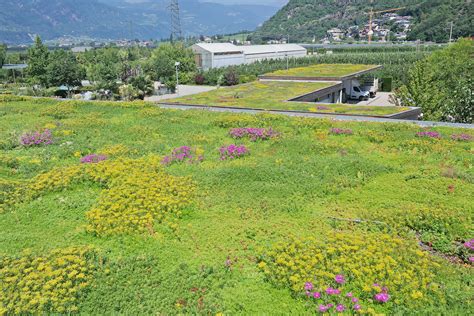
[396,39,473,123]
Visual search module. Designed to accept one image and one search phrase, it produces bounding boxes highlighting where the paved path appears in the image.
[156,102,474,129]
[145,85,216,102]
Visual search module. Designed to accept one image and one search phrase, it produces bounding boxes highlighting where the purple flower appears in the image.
[416,131,441,139]
[316,105,330,111]
[304,282,313,291]
[346,292,353,297]
[325,287,341,295]
[80,154,107,164]
[20,129,54,147]
[451,133,472,142]
[330,128,353,135]
[336,304,345,312]
[353,304,361,311]
[469,257,474,262]
[335,274,345,284]
[313,292,321,299]
[463,239,474,251]
[374,292,390,303]
[220,144,249,160]
[318,305,329,313]
[162,146,203,165]
[229,127,278,141]
[351,297,359,303]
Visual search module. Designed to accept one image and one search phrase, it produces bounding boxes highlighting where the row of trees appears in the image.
[19,36,197,99]
[395,39,473,123]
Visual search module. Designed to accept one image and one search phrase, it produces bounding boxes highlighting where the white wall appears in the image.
[244,50,306,64]
[212,54,245,68]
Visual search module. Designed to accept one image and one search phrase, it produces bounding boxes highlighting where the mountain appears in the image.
[0,0,279,44]
[252,0,474,43]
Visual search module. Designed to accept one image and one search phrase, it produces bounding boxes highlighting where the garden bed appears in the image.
[1,96,473,314]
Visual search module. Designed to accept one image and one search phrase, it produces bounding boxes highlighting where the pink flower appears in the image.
[353,304,361,311]
[304,282,314,291]
[325,287,340,295]
[336,304,345,312]
[318,305,329,313]
[374,292,390,303]
[335,274,345,284]
[351,297,359,303]
[469,257,474,262]
[346,292,353,297]
[464,239,474,251]
[313,292,321,299]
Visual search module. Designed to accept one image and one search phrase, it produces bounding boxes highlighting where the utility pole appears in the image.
[169,0,183,42]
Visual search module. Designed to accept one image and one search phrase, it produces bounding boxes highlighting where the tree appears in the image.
[27,36,49,86]
[0,44,6,68]
[145,43,196,82]
[128,75,154,99]
[46,50,83,94]
[85,48,121,92]
[395,39,473,123]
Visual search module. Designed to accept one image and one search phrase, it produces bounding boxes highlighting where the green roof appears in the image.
[262,64,381,79]
[166,80,408,116]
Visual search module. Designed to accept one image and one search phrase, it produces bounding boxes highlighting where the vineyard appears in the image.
[0,96,473,314]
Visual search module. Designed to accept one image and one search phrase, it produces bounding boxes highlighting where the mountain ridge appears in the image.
[252,0,473,43]
[0,0,279,44]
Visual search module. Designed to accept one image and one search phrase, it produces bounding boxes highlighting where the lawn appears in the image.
[0,96,473,314]
[167,81,409,116]
[262,64,380,79]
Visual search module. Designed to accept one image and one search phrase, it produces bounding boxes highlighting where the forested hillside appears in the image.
[252,0,473,43]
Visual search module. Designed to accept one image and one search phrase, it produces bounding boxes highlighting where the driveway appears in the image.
[347,92,395,106]
[145,85,216,102]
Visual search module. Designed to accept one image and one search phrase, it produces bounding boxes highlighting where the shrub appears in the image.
[223,70,239,86]
[194,73,205,85]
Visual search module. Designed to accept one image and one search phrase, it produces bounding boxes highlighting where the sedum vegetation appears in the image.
[263,64,378,78]
[0,96,473,314]
[169,80,408,115]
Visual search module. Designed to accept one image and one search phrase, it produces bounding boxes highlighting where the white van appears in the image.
[349,85,370,101]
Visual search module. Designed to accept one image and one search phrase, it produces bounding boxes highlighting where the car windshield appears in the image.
[354,87,360,92]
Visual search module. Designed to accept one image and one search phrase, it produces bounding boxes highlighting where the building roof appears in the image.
[260,64,382,81]
[193,43,243,53]
[193,43,306,55]
[241,44,306,55]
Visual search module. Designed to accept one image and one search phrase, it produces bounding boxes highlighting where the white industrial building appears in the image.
[191,43,307,70]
